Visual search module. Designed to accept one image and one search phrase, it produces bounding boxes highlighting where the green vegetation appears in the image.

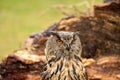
[0,0,102,59]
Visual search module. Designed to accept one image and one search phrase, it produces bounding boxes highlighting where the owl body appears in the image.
[42,31,88,80]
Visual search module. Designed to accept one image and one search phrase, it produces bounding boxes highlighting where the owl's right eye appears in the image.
[57,40,63,45]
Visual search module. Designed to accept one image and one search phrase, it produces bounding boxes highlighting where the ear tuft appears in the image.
[45,31,57,36]
[74,32,80,36]
[49,31,57,35]
[46,31,60,39]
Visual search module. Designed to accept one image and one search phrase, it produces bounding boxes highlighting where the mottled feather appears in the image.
[42,31,88,80]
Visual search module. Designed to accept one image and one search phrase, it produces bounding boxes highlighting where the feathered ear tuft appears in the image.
[47,31,60,38]
[73,31,80,36]
[49,31,58,36]
[48,31,58,36]
[73,32,81,40]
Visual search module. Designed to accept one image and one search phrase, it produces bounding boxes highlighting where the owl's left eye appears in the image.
[57,40,63,45]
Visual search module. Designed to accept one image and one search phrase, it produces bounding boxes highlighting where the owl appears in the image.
[42,31,88,80]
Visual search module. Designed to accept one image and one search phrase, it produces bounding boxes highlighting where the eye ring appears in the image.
[57,40,63,45]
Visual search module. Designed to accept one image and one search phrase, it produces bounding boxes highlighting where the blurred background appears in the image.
[0,0,102,59]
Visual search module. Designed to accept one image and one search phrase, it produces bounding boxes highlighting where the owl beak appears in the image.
[66,44,70,51]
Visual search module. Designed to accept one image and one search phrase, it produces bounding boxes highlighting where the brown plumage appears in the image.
[42,31,88,80]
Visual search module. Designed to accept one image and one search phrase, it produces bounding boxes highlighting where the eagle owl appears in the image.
[42,31,88,80]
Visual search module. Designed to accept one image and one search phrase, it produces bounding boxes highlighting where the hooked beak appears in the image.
[66,44,71,51]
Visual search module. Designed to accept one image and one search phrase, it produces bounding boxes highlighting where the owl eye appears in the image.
[57,40,63,45]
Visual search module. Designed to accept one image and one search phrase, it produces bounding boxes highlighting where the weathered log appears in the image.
[0,50,45,80]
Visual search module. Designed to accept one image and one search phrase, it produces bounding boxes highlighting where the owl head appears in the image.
[45,31,82,59]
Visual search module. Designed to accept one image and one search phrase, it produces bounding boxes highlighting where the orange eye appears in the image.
[57,40,63,45]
